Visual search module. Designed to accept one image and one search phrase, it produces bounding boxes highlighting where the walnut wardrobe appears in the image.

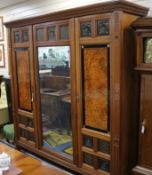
[132,18,152,175]
[5,1,148,175]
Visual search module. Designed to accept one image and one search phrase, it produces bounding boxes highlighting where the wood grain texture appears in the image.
[8,2,147,174]
[16,49,32,111]
[83,47,108,131]
[132,17,152,29]
[132,166,152,175]
[138,74,152,168]
[133,15,152,175]
[0,142,69,175]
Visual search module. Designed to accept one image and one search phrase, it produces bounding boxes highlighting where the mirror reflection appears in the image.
[38,46,73,159]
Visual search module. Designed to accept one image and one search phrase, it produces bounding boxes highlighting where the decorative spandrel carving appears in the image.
[80,22,91,37]
[96,19,109,36]
[144,38,152,63]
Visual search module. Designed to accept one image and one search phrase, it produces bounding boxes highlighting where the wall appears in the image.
[0,0,151,76]
[0,26,9,76]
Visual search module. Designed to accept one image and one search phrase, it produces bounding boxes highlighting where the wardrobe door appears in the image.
[138,74,152,169]
[33,19,77,162]
[12,26,36,147]
[75,14,111,175]
[37,45,73,160]
[81,45,110,173]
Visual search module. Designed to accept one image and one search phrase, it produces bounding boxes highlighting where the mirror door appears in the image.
[38,46,73,159]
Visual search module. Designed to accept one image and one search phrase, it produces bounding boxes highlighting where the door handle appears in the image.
[141,119,146,134]
[31,93,34,103]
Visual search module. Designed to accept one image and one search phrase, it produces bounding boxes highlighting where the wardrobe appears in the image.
[132,18,152,175]
[5,1,148,174]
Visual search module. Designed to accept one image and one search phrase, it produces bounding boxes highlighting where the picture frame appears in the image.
[0,44,5,68]
[0,17,4,41]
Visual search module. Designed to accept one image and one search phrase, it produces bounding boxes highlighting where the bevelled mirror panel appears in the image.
[144,38,152,63]
[14,31,20,43]
[80,22,92,37]
[98,139,110,154]
[22,30,29,42]
[48,26,56,41]
[98,158,110,172]
[60,25,69,40]
[84,153,94,166]
[36,28,45,41]
[83,135,93,148]
[96,19,109,36]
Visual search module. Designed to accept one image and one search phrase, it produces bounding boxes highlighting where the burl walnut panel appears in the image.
[16,49,32,111]
[139,74,152,168]
[83,47,109,131]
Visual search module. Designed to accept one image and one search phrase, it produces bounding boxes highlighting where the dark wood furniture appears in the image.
[0,75,3,97]
[0,142,70,175]
[5,1,148,175]
[132,18,152,175]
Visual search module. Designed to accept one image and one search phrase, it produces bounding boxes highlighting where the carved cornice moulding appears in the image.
[132,17,152,29]
[5,0,149,28]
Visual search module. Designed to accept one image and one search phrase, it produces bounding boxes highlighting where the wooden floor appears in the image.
[0,142,72,175]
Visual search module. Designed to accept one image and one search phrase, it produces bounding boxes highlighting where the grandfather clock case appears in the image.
[6,1,148,175]
[132,18,152,175]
